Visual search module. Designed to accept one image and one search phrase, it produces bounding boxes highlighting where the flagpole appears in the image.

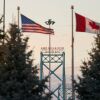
[45,19,55,100]
[71,5,75,100]
[3,0,5,34]
[17,6,20,29]
[2,0,5,44]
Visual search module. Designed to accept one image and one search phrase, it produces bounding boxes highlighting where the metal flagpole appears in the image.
[45,19,55,100]
[17,6,20,29]
[2,0,5,44]
[71,5,75,100]
[3,0,5,34]
[17,6,20,39]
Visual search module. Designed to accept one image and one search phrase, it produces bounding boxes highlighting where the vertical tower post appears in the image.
[62,52,66,100]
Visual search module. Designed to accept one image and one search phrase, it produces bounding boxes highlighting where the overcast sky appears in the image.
[0,0,100,78]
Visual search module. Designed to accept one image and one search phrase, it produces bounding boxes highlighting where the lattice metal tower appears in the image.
[40,52,66,100]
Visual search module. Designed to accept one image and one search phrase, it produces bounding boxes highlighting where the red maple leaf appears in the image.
[89,21,100,30]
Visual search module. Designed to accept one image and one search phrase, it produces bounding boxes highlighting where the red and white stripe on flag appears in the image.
[75,13,100,34]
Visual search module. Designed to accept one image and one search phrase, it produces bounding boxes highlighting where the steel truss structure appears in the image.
[40,52,66,100]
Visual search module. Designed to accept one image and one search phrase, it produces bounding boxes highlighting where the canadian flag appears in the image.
[75,13,100,34]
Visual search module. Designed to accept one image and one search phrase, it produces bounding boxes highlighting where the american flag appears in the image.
[21,14,54,34]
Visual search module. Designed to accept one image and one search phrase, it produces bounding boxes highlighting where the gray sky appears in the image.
[0,0,100,77]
